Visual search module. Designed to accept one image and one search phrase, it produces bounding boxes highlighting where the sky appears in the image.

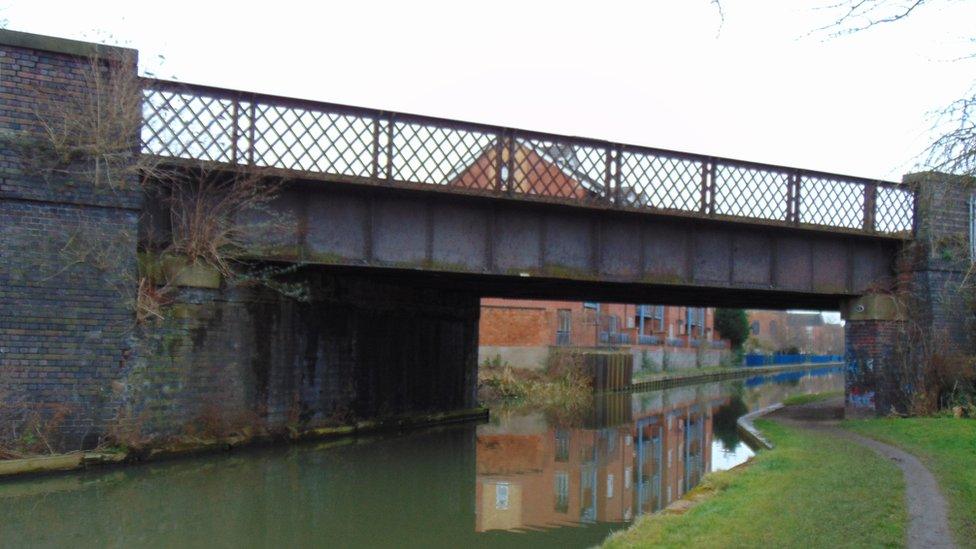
[3,0,973,322]
[3,0,975,183]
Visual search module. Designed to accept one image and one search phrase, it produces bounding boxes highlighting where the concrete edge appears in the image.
[0,28,136,61]
[0,407,489,481]
[736,403,784,450]
[628,362,844,393]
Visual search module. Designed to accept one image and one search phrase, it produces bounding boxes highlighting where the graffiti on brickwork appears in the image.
[846,357,877,409]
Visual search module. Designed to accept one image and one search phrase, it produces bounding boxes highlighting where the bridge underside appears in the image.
[187,177,900,310]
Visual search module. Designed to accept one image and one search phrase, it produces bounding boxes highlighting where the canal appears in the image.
[0,368,842,548]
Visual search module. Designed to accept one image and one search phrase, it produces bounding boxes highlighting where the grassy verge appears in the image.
[845,418,976,547]
[782,390,844,406]
[604,419,906,548]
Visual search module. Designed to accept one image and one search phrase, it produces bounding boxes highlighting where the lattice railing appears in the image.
[141,79,915,237]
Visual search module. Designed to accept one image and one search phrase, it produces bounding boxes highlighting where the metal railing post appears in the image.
[863,182,878,232]
[506,131,516,195]
[494,132,505,193]
[246,97,256,166]
[708,162,717,215]
[385,115,395,181]
[614,145,623,206]
[700,160,710,214]
[230,100,240,164]
[371,118,381,180]
[789,171,801,224]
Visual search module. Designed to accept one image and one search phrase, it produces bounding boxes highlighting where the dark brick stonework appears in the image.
[845,172,976,415]
[845,320,904,414]
[122,274,479,438]
[0,32,141,448]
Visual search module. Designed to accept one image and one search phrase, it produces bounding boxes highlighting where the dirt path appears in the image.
[769,399,956,549]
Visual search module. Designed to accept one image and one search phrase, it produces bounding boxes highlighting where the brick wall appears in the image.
[479,305,553,346]
[0,32,141,448]
[845,172,976,414]
[844,320,904,414]
[123,274,480,438]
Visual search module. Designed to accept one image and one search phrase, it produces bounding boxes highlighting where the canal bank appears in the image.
[605,396,973,549]
[0,407,488,480]
[0,368,843,547]
[628,362,844,392]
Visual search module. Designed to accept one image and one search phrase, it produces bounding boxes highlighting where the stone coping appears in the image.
[0,28,135,61]
[736,403,784,450]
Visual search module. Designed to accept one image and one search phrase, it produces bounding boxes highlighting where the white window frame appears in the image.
[495,482,510,510]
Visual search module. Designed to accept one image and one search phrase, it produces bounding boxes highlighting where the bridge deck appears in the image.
[141,79,915,239]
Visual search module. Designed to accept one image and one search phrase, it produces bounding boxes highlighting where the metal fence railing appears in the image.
[141,79,916,237]
[744,354,844,367]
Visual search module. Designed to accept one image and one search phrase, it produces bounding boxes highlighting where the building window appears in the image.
[557,309,571,345]
[555,429,570,462]
[555,472,569,513]
[769,320,777,337]
[583,302,599,311]
[607,474,615,499]
[495,483,510,510]
[751,320,760,335]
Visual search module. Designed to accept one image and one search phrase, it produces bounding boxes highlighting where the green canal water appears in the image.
[0,368,843,548]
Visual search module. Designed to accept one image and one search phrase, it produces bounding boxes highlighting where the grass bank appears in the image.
[604,419,906,548]
[782,390,844,406]
[845,418,976,547]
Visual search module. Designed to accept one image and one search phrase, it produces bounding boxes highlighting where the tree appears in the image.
[714,308,750,350]
[712,0,974,177]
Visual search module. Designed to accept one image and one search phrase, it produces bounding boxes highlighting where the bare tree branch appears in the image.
[925,89,976,176]
[815,0,930,36]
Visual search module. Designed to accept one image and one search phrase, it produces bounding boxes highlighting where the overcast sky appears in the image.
[3,0,975,183]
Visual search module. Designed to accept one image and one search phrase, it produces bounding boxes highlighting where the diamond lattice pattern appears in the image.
[251,104,374,177]
[876,186,914,234]
[619,152,702,212]
[799,176,864,229]
[142,89,237,162]
[714,165,789,221]
[512,138,607,199]
[392,123,496,186]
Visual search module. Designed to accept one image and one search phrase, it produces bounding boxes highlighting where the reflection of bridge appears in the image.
[2,31,970,450]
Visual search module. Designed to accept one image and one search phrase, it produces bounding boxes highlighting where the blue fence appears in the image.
[743,354,844,367]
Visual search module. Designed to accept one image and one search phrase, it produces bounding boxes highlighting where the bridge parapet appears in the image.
[141,79,915,238]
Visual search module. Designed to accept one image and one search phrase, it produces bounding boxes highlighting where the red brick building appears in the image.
[479,299,729,370]
[481,299,719,348]
[746,310,844,354]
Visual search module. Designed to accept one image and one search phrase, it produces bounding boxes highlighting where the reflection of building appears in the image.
[479,298,730,370]
[475,394,719,532]
[476,427,634,531]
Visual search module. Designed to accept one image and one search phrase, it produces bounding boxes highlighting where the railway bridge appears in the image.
[1,30,970,446]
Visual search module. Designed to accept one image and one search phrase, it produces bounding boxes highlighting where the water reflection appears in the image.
[0,368,842,548]
[475,367,843,534]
